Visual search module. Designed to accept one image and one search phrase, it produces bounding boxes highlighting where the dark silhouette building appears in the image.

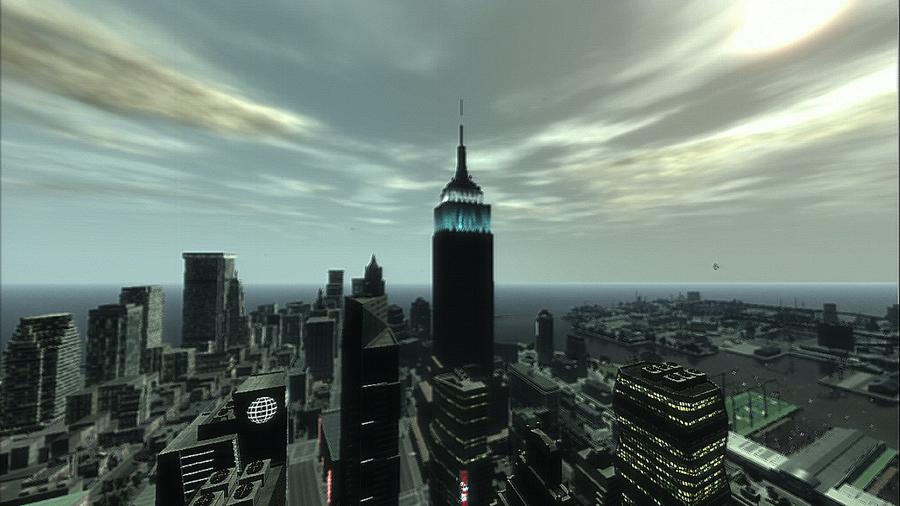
[1,314,82,434]
[225,277,251,347]
[565,333,588,379]
[429,368,493,506]
[85,303,143,386]
[304,316,335,380]
[823,302,839,324]
[613,362,730,505]
[119,285,164,354]
[535,309,554,368]
[409,297,431,339]
[339,256,401,505]
[817,322,855,352]
[156,371,287,506]
[498,428,574,505]
[432,112,494,379]
[182,252,237,351]
[326,269,344,308]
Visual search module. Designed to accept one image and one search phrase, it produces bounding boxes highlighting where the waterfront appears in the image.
[584,337,900,448]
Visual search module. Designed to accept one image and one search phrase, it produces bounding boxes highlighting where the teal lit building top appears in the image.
[434,115,491,234]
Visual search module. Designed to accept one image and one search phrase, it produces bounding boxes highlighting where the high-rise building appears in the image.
[156,371,287,506]
[339,257,401,505]
[182,252,237,351]
[386,304,405,335]
[823,302,839,324]
[326,269,344,309]
[565,333,587,379]
[498,428,574,505]
[429,368,493,506]
[1,314,82,434]
[613,362,730,506]
[225,277,251,347]
[409,297,431,339]
[119,285,165,354]
[304,317,335,380]
[85,303,143,386]
[432,111,494,379]
[887,304,899,329]
[535,310,554,368]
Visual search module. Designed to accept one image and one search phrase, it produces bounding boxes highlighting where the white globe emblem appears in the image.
[247,396,277,424]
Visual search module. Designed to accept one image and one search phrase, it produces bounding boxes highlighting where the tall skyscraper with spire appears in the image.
[432,101,494,379]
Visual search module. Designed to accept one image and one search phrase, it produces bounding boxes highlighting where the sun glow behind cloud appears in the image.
[729,0,850,54]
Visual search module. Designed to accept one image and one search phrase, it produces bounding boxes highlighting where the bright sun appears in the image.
[729,0,850,54]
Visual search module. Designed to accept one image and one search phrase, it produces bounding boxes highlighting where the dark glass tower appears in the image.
[535,309,554,368]
[339,256,401,505]
[432,114,494,379]
[182,252,236,351]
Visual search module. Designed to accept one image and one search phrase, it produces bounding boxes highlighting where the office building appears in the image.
[823,303,839,324]
[565,334,588,379]
[387,304,405,335]
[119,285,164,353]
[508,363,560,436]
[498,428,574,505]
[182,252,237,351]
[535,309,554,368]
[96,373,154,428]
[326,269,344,308]
[225,277,251,347]
[162,346,197,383]
[85,303,143,386]
[613,362,730,505]
[1,314,82,434]
[156,372,287,506]
[409,297,431,339]
[304,317,335,380]
[571,444,618,506]
[432,112,494,379]
[339,257,401,505]
[429,369,493,506]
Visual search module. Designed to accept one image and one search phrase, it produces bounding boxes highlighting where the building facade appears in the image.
[535,310,554,368]
[181,252,237,351]
[1,314,82,434]
[338,257,401,505]
[429,369,493,506]
[85,303,143,385]
[613,362,730,505]
[119,285,165,353]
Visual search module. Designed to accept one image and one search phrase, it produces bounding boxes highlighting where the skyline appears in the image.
[2,0,898,285]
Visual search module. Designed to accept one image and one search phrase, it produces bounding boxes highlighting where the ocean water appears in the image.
[2,283,897,350]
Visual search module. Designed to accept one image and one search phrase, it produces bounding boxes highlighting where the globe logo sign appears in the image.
[247,396,277,424]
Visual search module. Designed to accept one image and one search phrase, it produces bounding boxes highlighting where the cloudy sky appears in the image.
[1,0,897,285]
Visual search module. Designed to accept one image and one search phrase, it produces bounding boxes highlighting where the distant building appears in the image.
[508,363,560,436]
[386,304,406,335]
[823,303,839,324]
[85,303,143,386]
[1,314,82,434]
[571,444,618,506]
[326,269,344,309]
[885,304,899,329]
[565,334,587,379]
[96,373,154,428]
[686,291,702,302]
[535,310,554,368]
[224,278,251,347]
[498,428,574,505]
[409,297,431,339]
[429,369,493,506]
[304,317,335,380]
[817,322,855,352]
[119,285,165,353]
[181,252,238,351]
[613,362,730,505]
[432,116,494,379]
[161,346,197,383]
[338,256,401,505]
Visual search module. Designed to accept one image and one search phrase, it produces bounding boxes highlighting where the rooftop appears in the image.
[235,371,286,395]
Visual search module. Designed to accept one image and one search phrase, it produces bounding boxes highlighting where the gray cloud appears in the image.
[1,0,318,140]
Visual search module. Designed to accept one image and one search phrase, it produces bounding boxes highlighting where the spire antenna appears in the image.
[459,98,464,146]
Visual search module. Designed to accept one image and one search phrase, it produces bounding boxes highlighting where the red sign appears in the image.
[459,470,469,506]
